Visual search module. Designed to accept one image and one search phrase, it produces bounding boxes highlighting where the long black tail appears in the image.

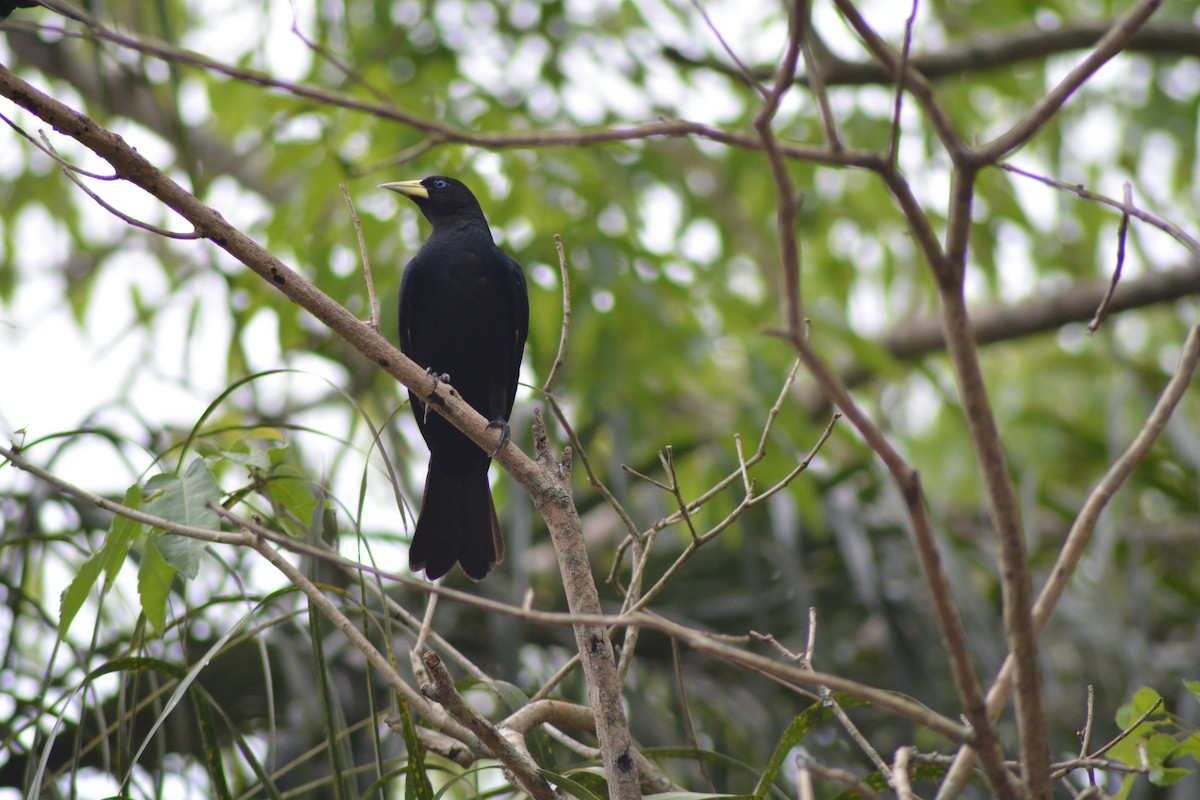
[408,457,504,580]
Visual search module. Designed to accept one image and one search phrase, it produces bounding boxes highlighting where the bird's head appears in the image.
[380,176,486,229]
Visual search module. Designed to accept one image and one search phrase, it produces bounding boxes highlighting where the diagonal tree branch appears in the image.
[0,63,642,800]
[664,19,1200,86]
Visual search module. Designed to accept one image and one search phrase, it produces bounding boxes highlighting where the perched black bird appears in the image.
[0,0,38,22]
[382,176,529,581]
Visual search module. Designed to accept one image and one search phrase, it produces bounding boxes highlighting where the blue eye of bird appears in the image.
[433,179,447,190]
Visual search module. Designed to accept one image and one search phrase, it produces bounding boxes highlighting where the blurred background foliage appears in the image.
[2,0,1199,797]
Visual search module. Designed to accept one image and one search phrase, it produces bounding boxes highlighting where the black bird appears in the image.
[0,0,38,22]
[382,176,528,581]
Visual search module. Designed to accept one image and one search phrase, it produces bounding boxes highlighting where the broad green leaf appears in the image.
[142,457,222,579]
[1149,766,1190,787]
[1115,687,1164,729]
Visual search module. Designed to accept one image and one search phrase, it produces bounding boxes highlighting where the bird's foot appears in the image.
[486,419,511,457]
[423,369,451,424]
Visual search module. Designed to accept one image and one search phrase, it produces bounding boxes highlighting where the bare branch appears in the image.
[937,295,1200,799]
[420,651,560,800]
[831,0,965,159]
[887,0,919,168]
[755,0,808,334]
[665,21,1200,87]
[978,0,1163,163]
[770,332,1018,799]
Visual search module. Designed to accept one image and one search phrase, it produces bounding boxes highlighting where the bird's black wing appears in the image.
[505,251,529,418]
[397,257,416,356]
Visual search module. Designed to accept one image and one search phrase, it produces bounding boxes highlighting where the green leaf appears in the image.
[137,536,175,636]
[1145,732,1179,765]
[539,768,605,800]
[392,695,433,800]
[46,450,147,645]
[1175,731,1200,762]
[58,551,103,639]
[1185,680,1200,708]
[1149,766,1190,787]
[264,467,317,534]
[644,794,759,799]
[1115,687,1164,729]
[101,484,142,591]
[142,457,222,579]
[755,699,841,795]
[192,689,232,800]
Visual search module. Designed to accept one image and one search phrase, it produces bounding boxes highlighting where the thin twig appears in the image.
[772,332,1017,799]
[0,113,115,180]
[798,2,842,150]
[287,5,391,105]
[659,446,699,542]
[888,0,919,169]
[1080,697,1162,761]
[1000,163,1200,252]
[420,651,559,800]
[626,414,838,613]
[978,0,1164,163]
[831,0,965,159]
[410,583,440,683]
[541,234,573,394]
[691,0,767,97]
[623,359,803,540]
[734,433,752,495]
[1076,685,1097,788]
[340,183,380,331]
[37,130,201,239]
[671,638,716,792]
[1088,182,1132,333]
[894,747,915,800]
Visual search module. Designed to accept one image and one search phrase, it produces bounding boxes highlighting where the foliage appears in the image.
[2,0,1200,797]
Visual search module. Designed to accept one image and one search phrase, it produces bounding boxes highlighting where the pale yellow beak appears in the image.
[379,180,429,199]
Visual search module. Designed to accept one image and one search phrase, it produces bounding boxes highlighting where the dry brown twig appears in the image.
[1089,182,1133,333]
[340,183,380,331]
[420,651,559,800]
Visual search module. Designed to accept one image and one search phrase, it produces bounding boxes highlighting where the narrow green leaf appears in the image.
[101,484,143,592]
[393,695,433,800]
[137,537,175,636]
[58,551,104,639]
[754,700,833,796]
[539,767,604,800]
[192,690,232,800]
[644,793,758,799]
